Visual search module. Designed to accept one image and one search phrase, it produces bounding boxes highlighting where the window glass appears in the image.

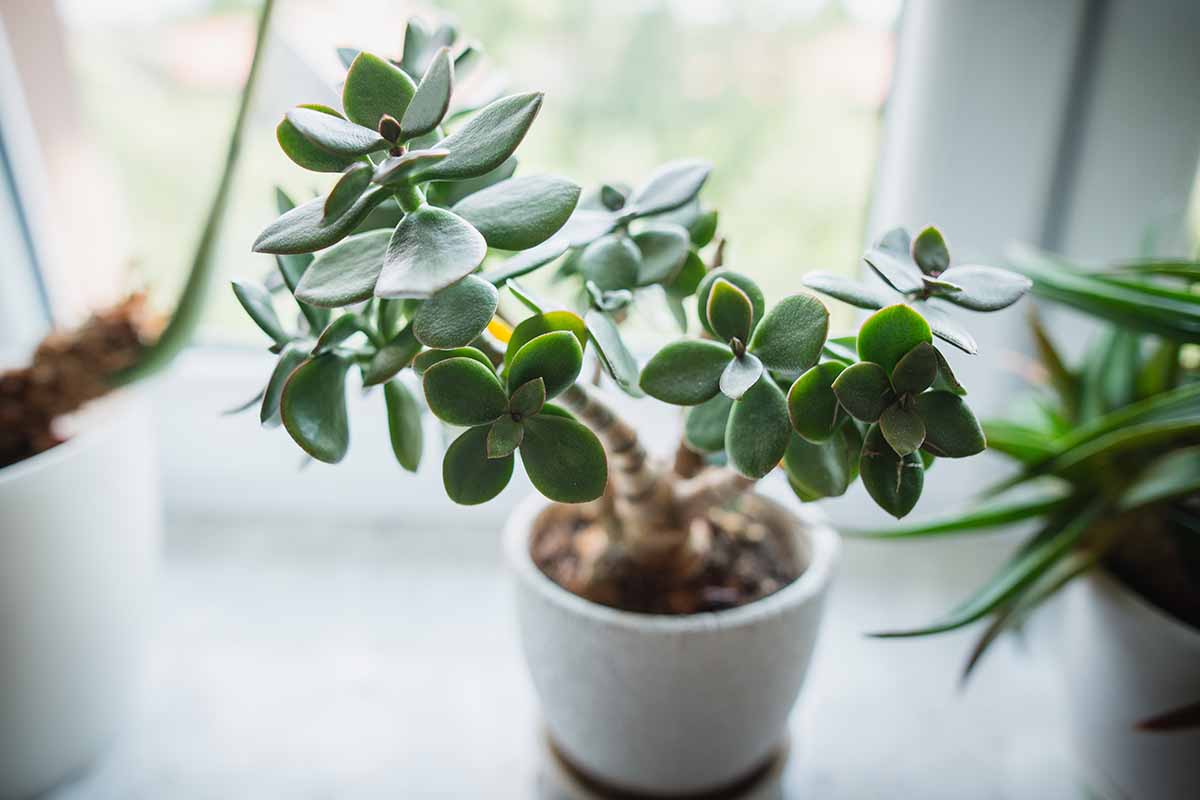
[56,0,898,342]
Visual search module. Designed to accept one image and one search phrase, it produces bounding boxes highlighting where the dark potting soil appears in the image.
[1105,500,1200,631]
[530,501,803,615]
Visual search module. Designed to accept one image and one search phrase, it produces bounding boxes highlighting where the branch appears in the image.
[675,467,757,519]
[559,383,656,501]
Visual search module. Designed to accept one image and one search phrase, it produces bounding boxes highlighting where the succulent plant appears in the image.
[230,17,1030,585]
[852,245,1200,700]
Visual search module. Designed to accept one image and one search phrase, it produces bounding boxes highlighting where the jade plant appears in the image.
[233,18,1031,600]
[853,246,1200,727]
[0,0,275,469]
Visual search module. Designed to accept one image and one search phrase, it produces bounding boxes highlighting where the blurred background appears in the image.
[2,1,1199,795]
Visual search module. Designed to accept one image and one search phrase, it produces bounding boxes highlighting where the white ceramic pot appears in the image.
[0,391,160,800]
[1060,570,1200,800]
[504,492,838,796]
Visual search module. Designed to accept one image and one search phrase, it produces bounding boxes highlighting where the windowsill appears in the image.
[48,514,1079,798]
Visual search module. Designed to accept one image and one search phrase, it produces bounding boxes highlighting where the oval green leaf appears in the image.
[443,425,514,505]
[487,416,524,459]
[916,391,986,457]
[294,229,390,308]
[585,310,642,397]
[416,92,543,182]
[938,265,1032,312]
[286,106,386,156]
[880,402,926,456]
[684,393,733,453]
[375,204,487,299]
[452,175,581,251]
[519,414,608,503]
[504,311,588,368]
[323,163,373,221]
[719,352,763,401]
[725,376,791,479]
[748,293,829,379]
[276,104,361,173]
[831,361,893,423]
[342,51,418,130]
[706,278,754,343]
[787,361,846,442]
[422,357,508,426]
[639,339,732,406]
[633,224,690,286]
[628,159,711,217]
[802,272,892,310]
[911,226,950,275]
[696,270,764,338]
[507,330,583,400]
[401,46,453,140]
[891,341,939,395]
[860,424,924,518]
[412,274,499,348]
[857,304,933,376]
[280,354,351,463]
[363,324,421,386]
[413,346,493,375]
[232,279,289,345]
[579,233,641,291]
[253,188,386,255]
[260,345,306,427]
[508,377,546,418]
[384,379,423,472]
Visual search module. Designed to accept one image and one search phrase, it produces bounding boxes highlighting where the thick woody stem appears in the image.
[675,467,757,521]
[672,437,705,478]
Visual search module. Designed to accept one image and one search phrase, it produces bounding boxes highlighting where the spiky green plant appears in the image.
[231,17,1030,585]
[852,245,1200,694]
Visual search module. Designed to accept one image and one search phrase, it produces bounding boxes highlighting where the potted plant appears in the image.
[852,247,1200,798]
[233,18,1030,795]
[0,4,274,797]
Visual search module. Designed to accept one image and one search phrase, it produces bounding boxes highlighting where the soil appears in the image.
[530,498,803,615]
[0,294,152,469]
[1104,497,1200,631]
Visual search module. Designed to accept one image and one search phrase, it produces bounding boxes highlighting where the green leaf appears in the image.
[725,376,790,479]
[232,279,289,345]
[416,93,543,182]
[860,424,924,518]
[280,354,351,463]
[451,175,581,251]
[423,356,508,426]
[519,414,608,503]
[507,330,583,399]
[802,272,891,310]
[253,187,386,255]
[788,362,846,442]
[633,224,690,285]
[871,503,1103,636]
[784,430,854,499]
[908,298,977,354]
[413,345,493,375]
[639,339,732,405]
[667,250,706,300]
[276,105,362,173]
[362,324,422,386]
[685,394,733,453]
[504,311,588,368]
[832,362,893,423]
[376,204,487,299]
[932,347,967,396]
[557,208,619,247]
[696,270,764,338]
[719,352,763,401]
[371,149,451,186]
[585,310,642,396]
[916,391,986,457]
[426,156,518,207]
[845,490,1071,538]
[857,304,933,376]
[260,345,306,426]
[748,294,829,379]
[880,403,926,456]
[294,229,389,307]
[628,159,711,217]
[323,164,373,222]
[487,416,524,459]
[891,341,939,395]
[508,377,546,417]
[938,265,1031,311]
[1121,446,1200,510]
[483,238,570,287]
[342,51,418,130]
[400,46,453,140]
[911,226,950,275]
[690,209,718,248]
[443,425,514,505]
[285,106,386,157]
[864,227,924,294]
[580,234,641,291]
[311,312,365,354]
[706,278,754,343]
[384,379,423,471]
[412,274,499,348]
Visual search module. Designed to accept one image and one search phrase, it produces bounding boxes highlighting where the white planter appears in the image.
[1060,570,1200,800]
[0,391,160,800]
[504,492,838,796]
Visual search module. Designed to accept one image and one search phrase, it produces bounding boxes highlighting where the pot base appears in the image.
[543,732,789,799]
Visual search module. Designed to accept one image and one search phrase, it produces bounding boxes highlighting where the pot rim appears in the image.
[1088,567,1200,646]
[503,488,840,633]
[0,388,145,488]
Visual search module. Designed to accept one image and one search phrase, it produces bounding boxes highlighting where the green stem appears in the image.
[394,183,425,213]
[112,0,276,386]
